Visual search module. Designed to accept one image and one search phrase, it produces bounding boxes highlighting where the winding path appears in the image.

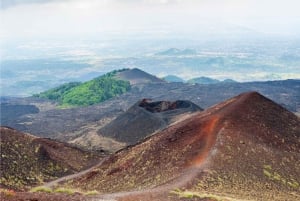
[42,157,108,188]
[42,117,224,200]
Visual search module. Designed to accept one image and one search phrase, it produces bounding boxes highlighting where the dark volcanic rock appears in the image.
[99,99,202,144]
[1,79,299,145]
[139,99,197,113]
[0,103,39,126]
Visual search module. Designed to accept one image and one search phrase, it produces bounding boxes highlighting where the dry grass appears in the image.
[170,189,250,201]
[30,186,52,193]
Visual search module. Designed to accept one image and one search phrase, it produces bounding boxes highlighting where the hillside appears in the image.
[55,92,300,200]
[99,99,202,144]
[34,69,131,106]
[33,82,81,102]
[0,127,105,191]
[1,78,299,152]
[0,103,40,126]
[33,68,165,107]
[115,68,165,85]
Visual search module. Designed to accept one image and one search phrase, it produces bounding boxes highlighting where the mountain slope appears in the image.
[34,69,131,106]
[1,79,299,152]
[115,68,165,85]
[0,127,104,191]
[57,92,300,200]
[99,99,202,144]
[33,68,165,107]
[33,82,81,102]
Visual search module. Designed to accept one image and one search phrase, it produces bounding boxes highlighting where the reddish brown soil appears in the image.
[189,116,219,167]
[80,92,300,200]
[0,192,88,201]
[0,127,105,191]
[3,92,299,201]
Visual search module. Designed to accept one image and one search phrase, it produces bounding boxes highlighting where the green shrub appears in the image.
[34,69,131,106]
[34,82,81,101]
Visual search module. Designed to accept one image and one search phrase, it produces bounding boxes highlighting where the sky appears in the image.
[1,0,300,41]
[1,0,300,96]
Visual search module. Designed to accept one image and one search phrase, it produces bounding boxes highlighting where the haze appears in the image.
[1,0,300,96]
[1,0,300,39]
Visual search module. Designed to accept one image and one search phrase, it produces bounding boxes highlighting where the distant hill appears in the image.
[163,75,185,83]
[156,48,197,56]
[188,76,220,84]
[34,68,165,106]
[0,127,104,191]
[222,78,237,83]
[99,99,202,144]
[115,68,165,85]
[34,69,131,106]
[57,92,300,201]
[188,77,237,84]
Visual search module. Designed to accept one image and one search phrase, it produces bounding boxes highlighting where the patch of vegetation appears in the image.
[29,186,98,196]
[0,189,16,197]
[34,69,131,106]
[30,186,52,193]
[33,82,81,101]
[170,189,232,201]
[84,190,99,195]
[263,165,299,189]
[54,187,76,195]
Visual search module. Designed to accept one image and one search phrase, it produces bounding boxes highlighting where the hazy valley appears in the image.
[2,36,300,97]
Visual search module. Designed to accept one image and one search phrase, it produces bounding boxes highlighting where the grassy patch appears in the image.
[263,165,299,189]
[34,69,131,106]
[54,187,77,195]
[170,189,226,201]
[84,190,99,196]
[170,188,252,201]
[29,186,98,195]
[30,186,52,193]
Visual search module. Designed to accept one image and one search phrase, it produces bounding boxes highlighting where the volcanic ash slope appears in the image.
[59,92,300,201]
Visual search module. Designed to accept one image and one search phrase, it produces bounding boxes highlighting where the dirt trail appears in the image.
[89,166,207,201]
[42,158,108,188]
[90,117,222,201]
[42,115,221,200]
